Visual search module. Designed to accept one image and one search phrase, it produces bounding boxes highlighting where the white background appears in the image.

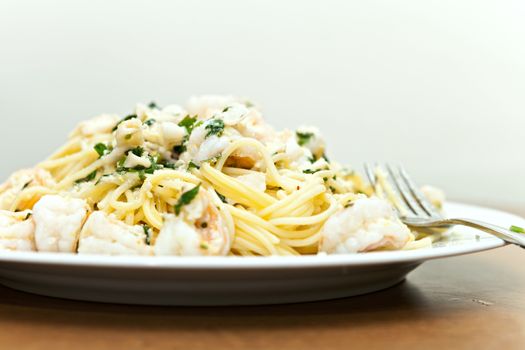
[0,0,523,208]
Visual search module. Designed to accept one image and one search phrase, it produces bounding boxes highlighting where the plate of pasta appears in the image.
[0,96,521,305]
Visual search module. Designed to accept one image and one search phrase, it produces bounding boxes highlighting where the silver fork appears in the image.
[364,163,525,248]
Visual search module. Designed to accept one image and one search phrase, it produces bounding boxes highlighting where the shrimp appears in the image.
[319,196,411,254]
[0,210,35,251]
[0,168,56,211]
[154,188,233,256]
[78,211,152,256]
[33,195,89,253]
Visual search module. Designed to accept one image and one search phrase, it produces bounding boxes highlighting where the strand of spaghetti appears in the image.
[229,205,321,239]
[280,232,321,247]
[79,182,118,205]
[148,169,201,186]
[221,167,263,177]
[214,138,298,191]
[276,245,300,256]
[235,219,280,245]
[55,158,105,190]
[142,198,164,230]
[269,196,339,226]
[232,233,268,256]
[235,224,277,255]
[53,159,81,181]
[201,163,276,208]
[260,183,326,219]
[257,180,319,218]
[46,137,81,160]
[134,208,145,225]
[9,186,55,211]
[286,201,315,217]
[39,150,94,169]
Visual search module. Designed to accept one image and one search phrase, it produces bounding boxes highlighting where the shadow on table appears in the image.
[0,278,433,330]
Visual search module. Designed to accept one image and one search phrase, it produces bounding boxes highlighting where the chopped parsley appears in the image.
[322,153,330,162]
[188,161,200,170]
[94,143,110,158]
[216,191,227,203]
[116,153,163,180]
[24,212,32,220]
[112,114,137,131]
[21,181,32,190]
[174,184,201,215]
[142,224,152,245]
[172,144,187,155]
[162,162,176,169]
[205,119,224,138]
[296,131,314,146]
[303,169,321,174]
[144,119,156,126]
[510,225,525,234]
[148,101,159,109]
[222,106,232,113]
[76,170,97,184]
[178,115,199,133]
[129,146,144,157]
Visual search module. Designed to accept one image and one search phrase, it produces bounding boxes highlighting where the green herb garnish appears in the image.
[112,114,137,131]
[173,144,187,155]
[148,101,159,109]
[178,115,198,133]
[205,119,225,138]
[94,143,108,157]
[144,119,156,126]
[296,131,314,146]
[129,147,144,157]
[303,169,321,174]
[142,224,152,245]
[174,184,201,215]
[21,181,32,190]
[188,161,200,170]
[76,170,97,184]
[216,191,227,203]
[510,225,525,234]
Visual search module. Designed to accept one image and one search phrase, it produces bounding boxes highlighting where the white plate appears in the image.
[0,202,522,306]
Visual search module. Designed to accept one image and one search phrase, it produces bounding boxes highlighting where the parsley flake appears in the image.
[510,225,525,234]
[205,119,224,138]
[94,143,109,158]
[174,184,201,215]
[76,170,97,184]
[296,131,314,146]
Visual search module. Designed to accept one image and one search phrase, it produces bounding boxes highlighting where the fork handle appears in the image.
[417,218,525,248]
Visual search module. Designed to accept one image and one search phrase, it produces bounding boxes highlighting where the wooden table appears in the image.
[0,212,524,349]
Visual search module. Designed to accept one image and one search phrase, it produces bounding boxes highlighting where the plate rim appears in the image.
[0,201,521,270]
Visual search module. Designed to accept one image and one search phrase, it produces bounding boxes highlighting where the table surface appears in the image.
[0,206,524,350]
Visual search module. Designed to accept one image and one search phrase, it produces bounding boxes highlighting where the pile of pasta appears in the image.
[0,96,443,256]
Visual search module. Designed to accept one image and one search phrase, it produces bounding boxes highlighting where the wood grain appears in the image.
[0,213,523,349]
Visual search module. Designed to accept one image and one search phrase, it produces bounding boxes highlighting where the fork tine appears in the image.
[364,163,410,217]
[385,164,424,217]
[398,166,442,218]
[363,162,376,187]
